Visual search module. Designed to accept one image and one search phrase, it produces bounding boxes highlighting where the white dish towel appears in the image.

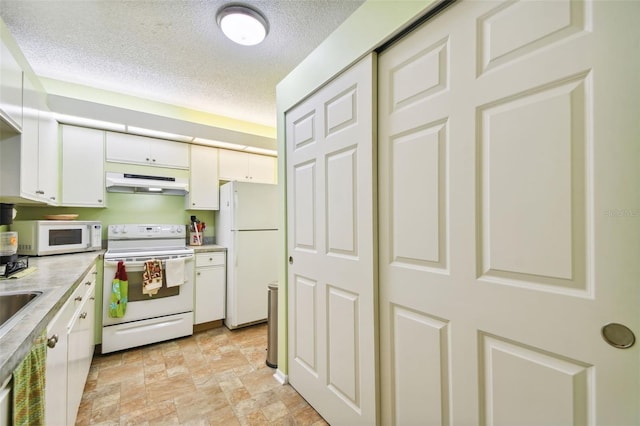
[165,257,185,287]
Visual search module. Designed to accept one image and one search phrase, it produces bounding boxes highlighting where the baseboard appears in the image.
[273,369,288,385]
[193,319,224,333]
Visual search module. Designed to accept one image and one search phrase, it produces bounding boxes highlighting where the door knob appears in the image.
[602,323,635,348]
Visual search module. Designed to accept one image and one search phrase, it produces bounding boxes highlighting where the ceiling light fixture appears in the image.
[217,4,269,46]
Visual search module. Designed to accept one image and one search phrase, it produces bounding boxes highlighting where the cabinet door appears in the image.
[188,145,219,210]
[19,76,40,201]
[194,266,226,324]
[67,283,95,426]
[218,149,249,181]
[0,377,11,426]
[38,109,59,205]
[151,138,189,169]
[105,131,148,164]
[61,125,105,207]
[106,132,189,169]
[45,303,70,426]
[0,39,23,130]
[247,153,276,184]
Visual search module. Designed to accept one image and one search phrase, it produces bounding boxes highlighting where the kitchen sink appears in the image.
[0,291,42,338]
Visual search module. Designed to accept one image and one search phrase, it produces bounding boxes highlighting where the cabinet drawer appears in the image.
[196,252,225,267]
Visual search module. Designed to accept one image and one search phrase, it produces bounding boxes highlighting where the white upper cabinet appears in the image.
[0,75,59,205]
[187,144,219,210]
[61,125,105,207]
[106,131,189,169]
[218,149,276,184]
[0,37,23,132]
[19,76,40,200]
[38,109,59,204]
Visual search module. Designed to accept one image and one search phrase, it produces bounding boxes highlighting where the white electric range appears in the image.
[102,224,194,353]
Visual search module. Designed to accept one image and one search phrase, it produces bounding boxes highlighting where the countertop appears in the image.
[0,251,103,384]
[190,244,227,253]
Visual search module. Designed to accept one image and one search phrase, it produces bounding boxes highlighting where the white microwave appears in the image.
[10,220,102,256]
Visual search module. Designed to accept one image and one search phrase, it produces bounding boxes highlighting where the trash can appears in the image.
[266,281,278,368]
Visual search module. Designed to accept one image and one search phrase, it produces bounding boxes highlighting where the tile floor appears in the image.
[75,324,328,425]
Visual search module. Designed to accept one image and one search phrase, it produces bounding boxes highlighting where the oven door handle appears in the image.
[105,256,193,265]
[104,260,148,272]
[104,257,193,272]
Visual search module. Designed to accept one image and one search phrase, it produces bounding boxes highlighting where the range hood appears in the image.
[106,172,189,195]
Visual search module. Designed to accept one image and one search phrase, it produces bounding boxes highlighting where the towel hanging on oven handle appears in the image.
[109,261,128,318]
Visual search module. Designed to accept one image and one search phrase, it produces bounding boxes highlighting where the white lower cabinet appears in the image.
[67,280,95,426]
[0,377,10,426]
[45,291,73,425]
[45,264,97,426]
[194,252,226,324]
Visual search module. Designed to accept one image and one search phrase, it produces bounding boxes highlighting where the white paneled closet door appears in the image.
[378,0,639,425]
[286,54,378,425]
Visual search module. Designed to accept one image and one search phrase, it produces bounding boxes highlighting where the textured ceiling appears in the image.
[0,0,365,128]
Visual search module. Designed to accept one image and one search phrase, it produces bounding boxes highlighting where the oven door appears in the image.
[102,255,194,326]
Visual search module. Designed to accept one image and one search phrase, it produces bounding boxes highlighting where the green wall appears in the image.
[274,0,437,376]
[14,160,216,240]
[14,193,215,242]
[13,192,215,346]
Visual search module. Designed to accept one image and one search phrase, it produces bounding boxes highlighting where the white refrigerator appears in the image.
[215,181,279,329]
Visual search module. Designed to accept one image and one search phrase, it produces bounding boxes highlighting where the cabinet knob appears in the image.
[146,158,150,161]
[79,312,88,319]
[289,256,294,264]
[50,196,56,201]
[152,159,156,162]
[85,281,92,286]
[47,334,59,348]
[197,272,201,276]
[98,199,103,203]
[36,190,45,194]
[75,296,82,302]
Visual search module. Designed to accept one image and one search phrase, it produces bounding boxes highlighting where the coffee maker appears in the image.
[1,203,27,277]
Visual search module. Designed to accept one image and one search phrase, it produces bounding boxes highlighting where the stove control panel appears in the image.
[108,224,186,240]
